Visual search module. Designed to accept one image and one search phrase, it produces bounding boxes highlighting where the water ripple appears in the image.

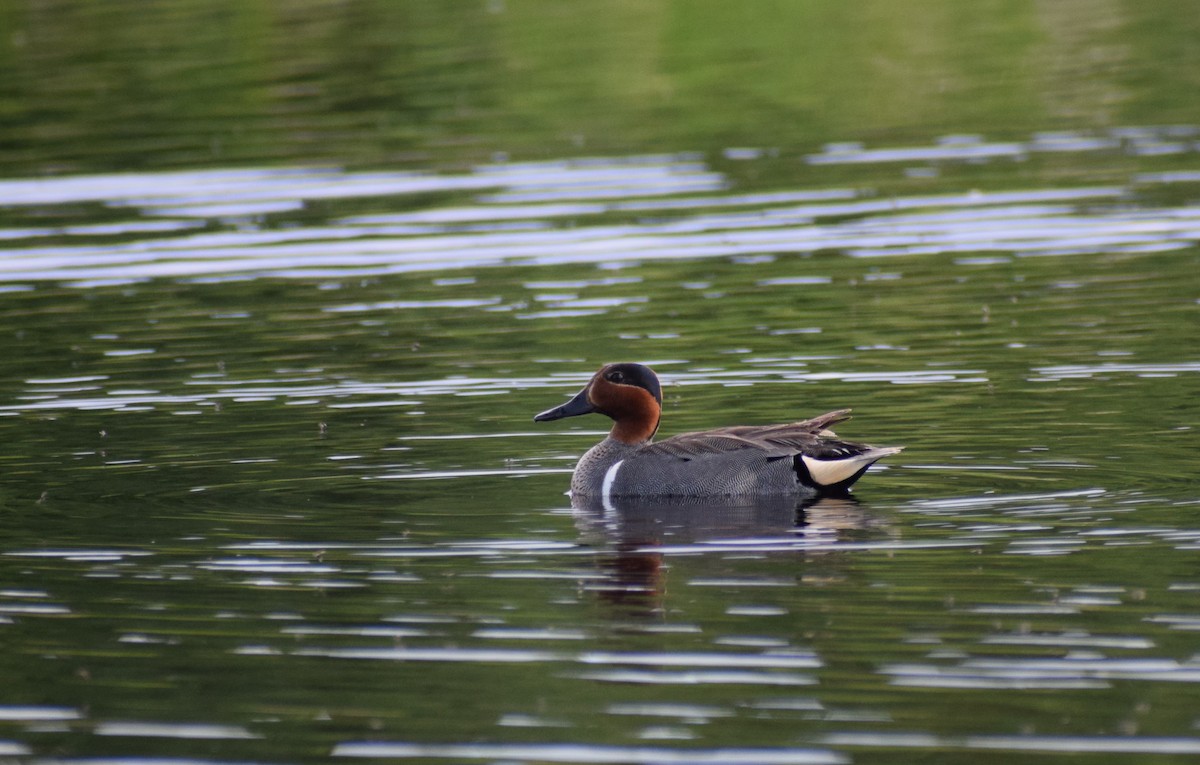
[3,136,1199,283]
[820,732,1200,755]
[333,741,847,764]
[2,365,986,416]
[93,722,260,740]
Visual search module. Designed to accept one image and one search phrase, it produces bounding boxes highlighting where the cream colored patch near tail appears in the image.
[801,447,903,487]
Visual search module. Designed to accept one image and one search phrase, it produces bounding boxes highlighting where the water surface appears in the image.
[2,135,1199,764]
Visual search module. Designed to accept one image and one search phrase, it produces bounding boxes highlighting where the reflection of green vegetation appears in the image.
[497,0,1046,150]
[1,0,1199,175]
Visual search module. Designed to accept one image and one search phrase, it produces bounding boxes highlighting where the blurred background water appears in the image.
[1,2,1200,764]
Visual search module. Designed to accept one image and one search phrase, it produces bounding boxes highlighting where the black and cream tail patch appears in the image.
[797,447,903,493]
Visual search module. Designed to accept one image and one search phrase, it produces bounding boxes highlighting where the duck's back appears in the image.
[569,410,897,499]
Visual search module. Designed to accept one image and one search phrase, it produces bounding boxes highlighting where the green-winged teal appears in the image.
[535,362,902,500]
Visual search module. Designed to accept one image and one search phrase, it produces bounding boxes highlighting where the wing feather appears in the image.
[640,409,861,461]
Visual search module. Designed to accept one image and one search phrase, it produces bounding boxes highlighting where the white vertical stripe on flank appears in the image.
[601,459,624,517]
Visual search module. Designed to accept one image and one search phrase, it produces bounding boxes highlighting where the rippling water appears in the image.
[3,86,1200,765]
[3,130,1200,286]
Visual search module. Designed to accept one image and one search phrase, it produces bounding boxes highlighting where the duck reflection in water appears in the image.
[571,493,891,617]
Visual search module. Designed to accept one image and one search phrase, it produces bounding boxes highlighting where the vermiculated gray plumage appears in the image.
[570,410,900,498]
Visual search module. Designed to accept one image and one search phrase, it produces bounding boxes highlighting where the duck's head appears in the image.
[534,362,662,444]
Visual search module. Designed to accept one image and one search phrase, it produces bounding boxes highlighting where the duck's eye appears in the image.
[607,370,624,383]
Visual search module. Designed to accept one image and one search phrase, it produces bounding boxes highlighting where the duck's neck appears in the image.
[611,415,659,445]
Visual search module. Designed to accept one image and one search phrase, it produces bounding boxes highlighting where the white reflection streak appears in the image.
[333,741,847,764]
[882,654,1200,690]
[1032,362,1200,380]
[574,670,816,686]
[0,706,81,721]
[576,652,821,669]
[94,721,260,739]
[820,732,1200,755]
[292,646,821,676]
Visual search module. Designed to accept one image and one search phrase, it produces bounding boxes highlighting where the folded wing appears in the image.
[639,409,902,493]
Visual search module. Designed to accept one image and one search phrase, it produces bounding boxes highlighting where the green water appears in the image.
[2,2,1200,764]
[4,0,1200,175]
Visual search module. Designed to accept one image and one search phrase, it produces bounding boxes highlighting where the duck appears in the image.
[534,362,902,500]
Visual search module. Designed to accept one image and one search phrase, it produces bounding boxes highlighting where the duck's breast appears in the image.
[570,437,642,497]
